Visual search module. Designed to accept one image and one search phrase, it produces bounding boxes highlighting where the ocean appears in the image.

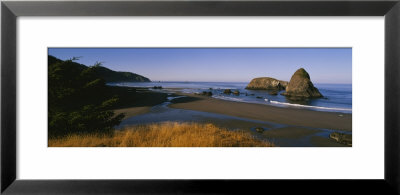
[109,81,352,113]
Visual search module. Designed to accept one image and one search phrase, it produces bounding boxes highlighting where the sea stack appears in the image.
[281,68,323,98]
[245,77,288,90]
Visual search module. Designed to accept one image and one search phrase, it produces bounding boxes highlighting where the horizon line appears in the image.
[133,80,352,85]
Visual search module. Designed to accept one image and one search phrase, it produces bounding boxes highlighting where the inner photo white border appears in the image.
[17,17,384,179]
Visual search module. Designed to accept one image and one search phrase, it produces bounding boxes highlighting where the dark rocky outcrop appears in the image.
[268,91,278,95]
[255,127,265,133]
[201,91,213,96]
[246,77,288,90]
[223,89,232,94]
[329,132,352,146]
[233,90,240,95]
[281,68,322,98]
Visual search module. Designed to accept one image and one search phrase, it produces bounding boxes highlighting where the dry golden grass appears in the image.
[48,122,274,147]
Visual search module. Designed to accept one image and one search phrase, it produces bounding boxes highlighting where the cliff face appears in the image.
[245,77,288,90]
[281,68,322,98]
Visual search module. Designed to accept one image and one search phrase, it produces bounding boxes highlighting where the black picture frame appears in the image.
[1,1,399,194]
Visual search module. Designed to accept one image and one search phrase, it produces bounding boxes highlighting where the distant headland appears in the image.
[48,55,150,82]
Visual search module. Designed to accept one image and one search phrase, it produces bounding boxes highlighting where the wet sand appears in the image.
[169,93,352,131]
[310,136,348,147]
[114,106,151,119]
[110,86,167,119]
[261,127,321,139]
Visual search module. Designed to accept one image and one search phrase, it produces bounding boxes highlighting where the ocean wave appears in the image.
[212,95,245,102]
[167,96,186,101]
[268,100,352,111]
[213,96,351,112]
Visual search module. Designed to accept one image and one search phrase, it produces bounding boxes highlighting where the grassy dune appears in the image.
[48,122,274,147]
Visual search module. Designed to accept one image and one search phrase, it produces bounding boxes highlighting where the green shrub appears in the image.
[48,56,125,138]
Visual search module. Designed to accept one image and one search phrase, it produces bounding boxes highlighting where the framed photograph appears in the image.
[2,0,399,194]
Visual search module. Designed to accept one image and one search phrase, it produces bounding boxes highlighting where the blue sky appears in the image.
[48,48,352,84]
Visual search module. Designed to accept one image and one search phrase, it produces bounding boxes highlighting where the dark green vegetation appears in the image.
[48,56,154,138]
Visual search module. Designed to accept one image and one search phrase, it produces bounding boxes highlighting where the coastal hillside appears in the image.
[91,66,150,82]
[245,77,288,90]
[48,55,151,82]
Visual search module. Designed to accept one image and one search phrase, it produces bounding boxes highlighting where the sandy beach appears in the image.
[112,88,351,147]
[169,93,352,131]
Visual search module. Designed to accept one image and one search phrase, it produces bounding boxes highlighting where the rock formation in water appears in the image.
[281,68,323,98]
[233,90,240,95]
[224,89,232,94]
[245,77,288,90]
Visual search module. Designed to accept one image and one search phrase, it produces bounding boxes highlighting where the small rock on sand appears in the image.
[329,132,352,146]
[255,127,265,133]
